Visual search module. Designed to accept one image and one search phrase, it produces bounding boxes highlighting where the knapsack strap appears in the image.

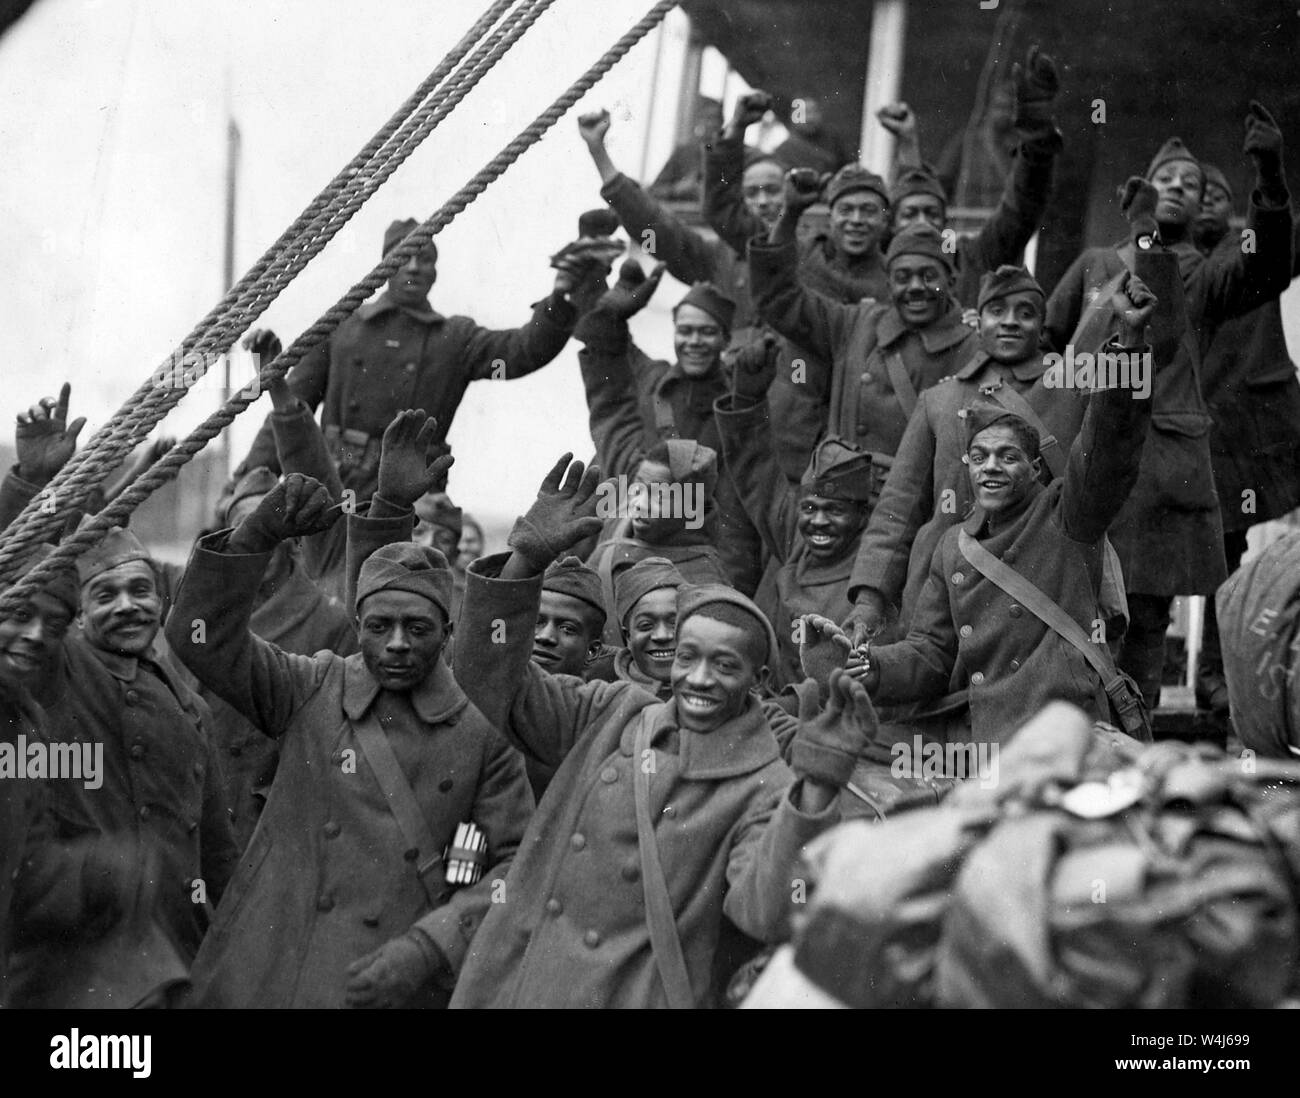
[884,351,919,421]
[956,530,1144,736]
[632,710,695,1008]
[354,714,446,907]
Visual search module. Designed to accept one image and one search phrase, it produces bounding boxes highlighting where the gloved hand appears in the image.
[797,614,852,696]
[724,91,773,140]
[842,589,888,649]
[344,929,448,1008]
[227,473,342,554]
[1243,99,1284,182]
[376,409,455,509]
[1012,45,1059,130]
[790,667,878,788]
[1118,176,1160,246]
[15,382,86,486]
[1110,271,1158,346]
[728,330,779,401]
[782,168,827,215]
[596,258,667,321]
[507,454,605,572]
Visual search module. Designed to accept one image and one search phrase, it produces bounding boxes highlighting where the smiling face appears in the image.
[830,190,888,257]
[671,614,767,734]
[797,491,868,563]
[892,194,946,234]
[358,589,448,692]
[0,591,72,679]
[672,303,727,378]
[81,561,163,657]
[967,424,1040,515]
[531,591,602,677]
[978,290,1044,365]
[1150,158,1204,229]
[624,586,678,684]
[386,242,438,308]
[889,255,952,328]
[741,160,785,229]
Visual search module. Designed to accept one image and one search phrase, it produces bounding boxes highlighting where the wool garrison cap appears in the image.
[676,583,779,669]
[800,436,874,503]
[889,165,948,207]
[885,224,953,271]
[960,397,1040,457]
[826,164,889,209]
[660,438,719,501]
[76,525,152,587]
[383,218,437,260]
[415,492,463,539]
[1146,137,1201,184]
[742,147,789,173]
[1202,162,1234,200]
[674,282,735,332]
[356,542,454,620]
[14,543,79,615]
[542,556,606,627]
[614,556,684,628]
[977,265,1045,311]
[219,466,279,527]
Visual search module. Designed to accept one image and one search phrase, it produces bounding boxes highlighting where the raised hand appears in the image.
[725,91,772,139]
[1012,44,1059,129]
[798,613,852,693]
[782,167,825,214]
[790,667,878,789]
[552,237,627,297]
[1243,100,1284,179]
[505,453,605,574]
[242,327,282,364]
[593,258,666,321]
[1111,272,1158,344]
[1118,176,1159,244]
[876,102,916,139]
[16,382,87,485]
[577,109,612,148]
[376,409,455,508]
[228,473,342,553]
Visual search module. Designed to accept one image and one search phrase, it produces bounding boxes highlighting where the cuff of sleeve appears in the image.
[541,291,578,328]
[269,400,313,422]
[574,310,631,354]
[198,528,277,566]
[6,465,45,497]
[406,925,455,989]
[367,493,414,520]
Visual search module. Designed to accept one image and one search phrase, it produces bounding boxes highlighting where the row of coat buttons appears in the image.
[543,899,605,948]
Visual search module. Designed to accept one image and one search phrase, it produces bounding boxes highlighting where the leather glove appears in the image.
[1118,176,1159,246]
[1243,99,1284,182]
[1012,45,1059,130]
[228,473,341,553]
[789,667,878,787]
[344,929,448,1009]
[506,454,605,572]
[797,613,852,696]
[728,330,779,402]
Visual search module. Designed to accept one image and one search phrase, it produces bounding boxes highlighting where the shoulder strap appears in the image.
[956,529,1120,708]
[354,713,445,907]
[632,710,694,1008]
[980,381,1065,480]
[884,350,918,420]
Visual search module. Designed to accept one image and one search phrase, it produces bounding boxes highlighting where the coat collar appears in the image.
[877,303,971,353]
[960,480,1043,537]
[342,653,469,725]
[614,647,672,700]
[357,291,445,326]
[627,695,780,779]
[955,349,1051,384]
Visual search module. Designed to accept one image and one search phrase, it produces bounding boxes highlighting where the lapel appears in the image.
[621,696,780,780]
[342,654,468,726]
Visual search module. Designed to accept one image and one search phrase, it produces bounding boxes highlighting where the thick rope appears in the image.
[0,0,678,616]
[0,0,533,566]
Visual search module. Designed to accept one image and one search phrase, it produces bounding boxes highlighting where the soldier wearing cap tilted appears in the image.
[166,412,532,1008]
[234,216,599,503]
[1045,106,1294,710]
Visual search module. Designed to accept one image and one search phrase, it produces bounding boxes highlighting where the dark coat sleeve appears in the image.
[703,134,762,257]
[1043,250,1091,354]
[601,173,719,285]
[713,393,798,561]
[198,731,237,907]
[1187,191,1295,323]
[577,312,657,478]
[235,340,334,478]
[452,553,639,769]
[750,237,856,366]
[460,294,576,383]
[868,546,960,704]
[960,129,1060,277]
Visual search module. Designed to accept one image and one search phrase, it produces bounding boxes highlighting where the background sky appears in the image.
[0,0,726,536]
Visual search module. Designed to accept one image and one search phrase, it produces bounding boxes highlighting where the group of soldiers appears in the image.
[2,42,1299,1010]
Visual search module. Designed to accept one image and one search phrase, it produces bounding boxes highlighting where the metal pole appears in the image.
[860,0,907,178]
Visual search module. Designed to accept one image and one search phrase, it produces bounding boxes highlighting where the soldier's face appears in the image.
[357,590,448,691]
[967,425,1039,515]
[458,523,483,570]
[673,304,727,376]
[625,587,678,683]
[892,195,946,234]
[889,256,951,328]
[671,614,767,734]
[387,244,438,306]
[81,561,163,657]
[742,161,785,228]
[1194,181,1233,245]
[0,591,71,679]
[1150,158,1203,228]
[830,191,888,257]
[978,291,1044,364]
[797,491,868,563]
[532,592,601,676]
[629,460,694,543]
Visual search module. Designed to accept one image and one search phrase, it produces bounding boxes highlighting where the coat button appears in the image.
[439,779,454,792]
[1010,659,1021,671]
[970,671,985,685]
[362,915,380,928]
[138,804,151,820]
[959,625,972,638]
[323,821,341,839]
[404,362,417,374]
[662,805,676,818]
[584,929,602,948]
[124,689,139,705]
[188,820,199,834]
[546,897,563,915]
[348,400,361,411]
[316,893,334,912]
[570,833,586,851]
[860,372,872,383]
[1009,605,1022,618]
[621,863,640,882]
[130,743,145,760]
[856,420,869,434]
[951,572,964,585]
[600,766,619,784]
[193,764,204,779]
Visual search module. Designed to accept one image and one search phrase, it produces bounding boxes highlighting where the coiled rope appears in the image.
[0,0,678,615]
